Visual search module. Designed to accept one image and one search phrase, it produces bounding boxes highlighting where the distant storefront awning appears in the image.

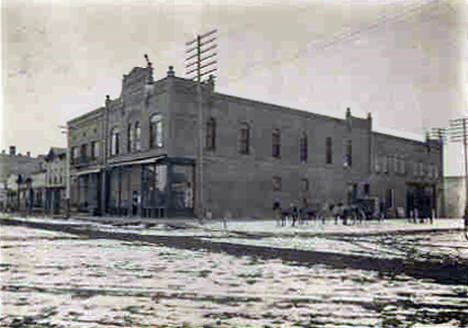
[109,155,167,168]
[72,168,101,176]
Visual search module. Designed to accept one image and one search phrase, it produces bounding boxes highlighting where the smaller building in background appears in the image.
[30,169,46,212]
[44,147,67,214]
[444,176,466,218]
[0,146,44,212]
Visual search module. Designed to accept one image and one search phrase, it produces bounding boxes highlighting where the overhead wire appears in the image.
[217,0,442,86]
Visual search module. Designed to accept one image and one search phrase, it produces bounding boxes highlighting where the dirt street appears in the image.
[1,217,467,327]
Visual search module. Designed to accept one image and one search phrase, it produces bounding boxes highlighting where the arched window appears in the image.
[206,117,216,151]
[272,128,280,158]
[150,114,163,148]
[127,123,133,152]
[111,127,120,156]
[239,123,250,154]
[299,133,308,163]
[135,121,141,151]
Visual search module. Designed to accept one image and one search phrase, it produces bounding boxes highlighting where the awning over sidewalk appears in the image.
[108,155,167,168]
[72,168,101,176]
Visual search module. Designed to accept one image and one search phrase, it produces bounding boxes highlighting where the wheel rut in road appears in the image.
[2,218,467,286]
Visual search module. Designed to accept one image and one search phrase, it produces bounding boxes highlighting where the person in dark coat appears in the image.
[291,203,299,227]
[273,199,281,226]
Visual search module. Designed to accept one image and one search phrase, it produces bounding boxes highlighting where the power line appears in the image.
[219,0,441,86]
[449,117,468,221]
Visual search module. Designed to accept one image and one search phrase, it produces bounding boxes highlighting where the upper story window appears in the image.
[150,114,163,148]
[91,141,99,159]
[326,137,333,164]
[345,140,352,167]
[127,123,133,152]
[413,161,418,177]
[418,162,424,177]
[374,156,381,173]
[272,129,280,158]
[80,144,87,159]
[135,121,141,151]
[71,147,78,164]
[239,123,250,155]
[111,127,120,156]
[206,117,216,151]
[392,156,398,173]
[397,155,405,175]
[383,156,389,173]
[427,164,433,178]
[299,133,307,163]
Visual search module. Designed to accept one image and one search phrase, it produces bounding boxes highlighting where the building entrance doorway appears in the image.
[406,184,435,218]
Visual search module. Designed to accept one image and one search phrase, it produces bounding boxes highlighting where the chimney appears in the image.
[346,107,351,119]
[27,151,31,157]
[9,145,16,156]
[167,65,175,77]
[207,74,215,92]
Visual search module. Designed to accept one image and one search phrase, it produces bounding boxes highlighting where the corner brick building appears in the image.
[68,62,443,219]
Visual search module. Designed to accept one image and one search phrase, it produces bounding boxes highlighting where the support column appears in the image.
[118,167,122,215]
[140,165,144,217]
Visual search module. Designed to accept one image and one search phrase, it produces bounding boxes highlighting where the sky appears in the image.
[1,0,467,176]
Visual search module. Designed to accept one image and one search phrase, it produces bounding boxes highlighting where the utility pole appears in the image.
[102,95,110,217]
[59,125,73,219]
[430,127,447,217]
[185,29,217,219]
[449,118,468,218]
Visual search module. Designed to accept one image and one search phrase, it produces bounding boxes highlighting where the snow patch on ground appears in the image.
[1,223,468,327]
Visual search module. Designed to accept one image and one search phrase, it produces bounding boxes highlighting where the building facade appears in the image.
[68,63,443,219]
[30,169,46,212]
[0,146,44,212]
[444,176,466,217]
[44,147,67,214]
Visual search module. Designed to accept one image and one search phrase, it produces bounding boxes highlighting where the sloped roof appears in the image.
[46,147,66,161]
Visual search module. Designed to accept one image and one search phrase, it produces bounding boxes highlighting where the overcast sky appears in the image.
[1,0,467,175]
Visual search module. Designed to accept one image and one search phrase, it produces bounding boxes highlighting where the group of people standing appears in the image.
[272,199,370,227]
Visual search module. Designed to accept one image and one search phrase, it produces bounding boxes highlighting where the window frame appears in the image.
[150,114,164,148]
[326,137,333,164]
[134,121,141,151]
[299,133,308,163]
[272,128,281,158]
[239,123,250,155]
[127,123,133,153]
[111,127,120,156]
[345,139,352,167]
[91,141,99,160]
[206,117,216,151]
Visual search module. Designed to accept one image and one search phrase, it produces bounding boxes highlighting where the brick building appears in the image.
[68,62,443,219]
